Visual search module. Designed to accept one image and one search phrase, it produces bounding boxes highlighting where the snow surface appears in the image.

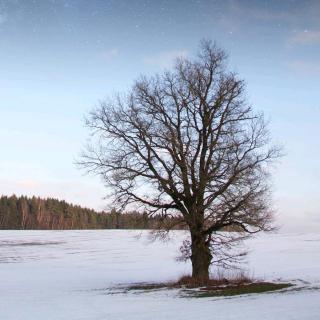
[0,230,320,319]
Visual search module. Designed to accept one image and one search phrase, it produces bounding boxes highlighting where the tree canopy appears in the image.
[81,40,281,281]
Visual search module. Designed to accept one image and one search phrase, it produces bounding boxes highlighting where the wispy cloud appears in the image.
[143,49,188,68]
[0,12,7,24]
[101,48,119,60]
[17,180,40,188]
[289,30,320,46]
[288,60,320,76]
[215,0,297,34]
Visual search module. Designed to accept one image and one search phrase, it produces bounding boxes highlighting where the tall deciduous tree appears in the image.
[81,41,281,281]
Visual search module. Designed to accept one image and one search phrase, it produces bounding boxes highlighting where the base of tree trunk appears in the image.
[190,234,212,284]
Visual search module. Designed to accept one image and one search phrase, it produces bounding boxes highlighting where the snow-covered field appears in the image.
[0,230,320,320]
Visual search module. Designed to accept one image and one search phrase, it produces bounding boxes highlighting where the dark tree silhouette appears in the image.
[80,41,281,281]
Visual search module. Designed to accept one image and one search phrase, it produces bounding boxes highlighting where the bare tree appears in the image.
[80,40,281,281]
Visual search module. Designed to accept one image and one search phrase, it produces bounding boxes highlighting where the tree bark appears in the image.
[190,232,212,282]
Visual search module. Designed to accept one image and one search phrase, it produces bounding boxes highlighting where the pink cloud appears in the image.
[289,30,320,46]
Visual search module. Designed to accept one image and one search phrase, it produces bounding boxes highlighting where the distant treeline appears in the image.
[0,195,185,230]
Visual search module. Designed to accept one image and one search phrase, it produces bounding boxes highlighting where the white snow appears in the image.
[0,230,320,319]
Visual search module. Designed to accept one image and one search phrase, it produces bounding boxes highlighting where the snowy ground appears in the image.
[0,230,320,320]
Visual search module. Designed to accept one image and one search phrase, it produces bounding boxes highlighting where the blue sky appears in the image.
[0,0,319,231]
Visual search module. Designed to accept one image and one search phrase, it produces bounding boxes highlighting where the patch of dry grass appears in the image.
[122,270,293,297]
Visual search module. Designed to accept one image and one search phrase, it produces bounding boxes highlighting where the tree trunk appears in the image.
[190,231,212,282]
